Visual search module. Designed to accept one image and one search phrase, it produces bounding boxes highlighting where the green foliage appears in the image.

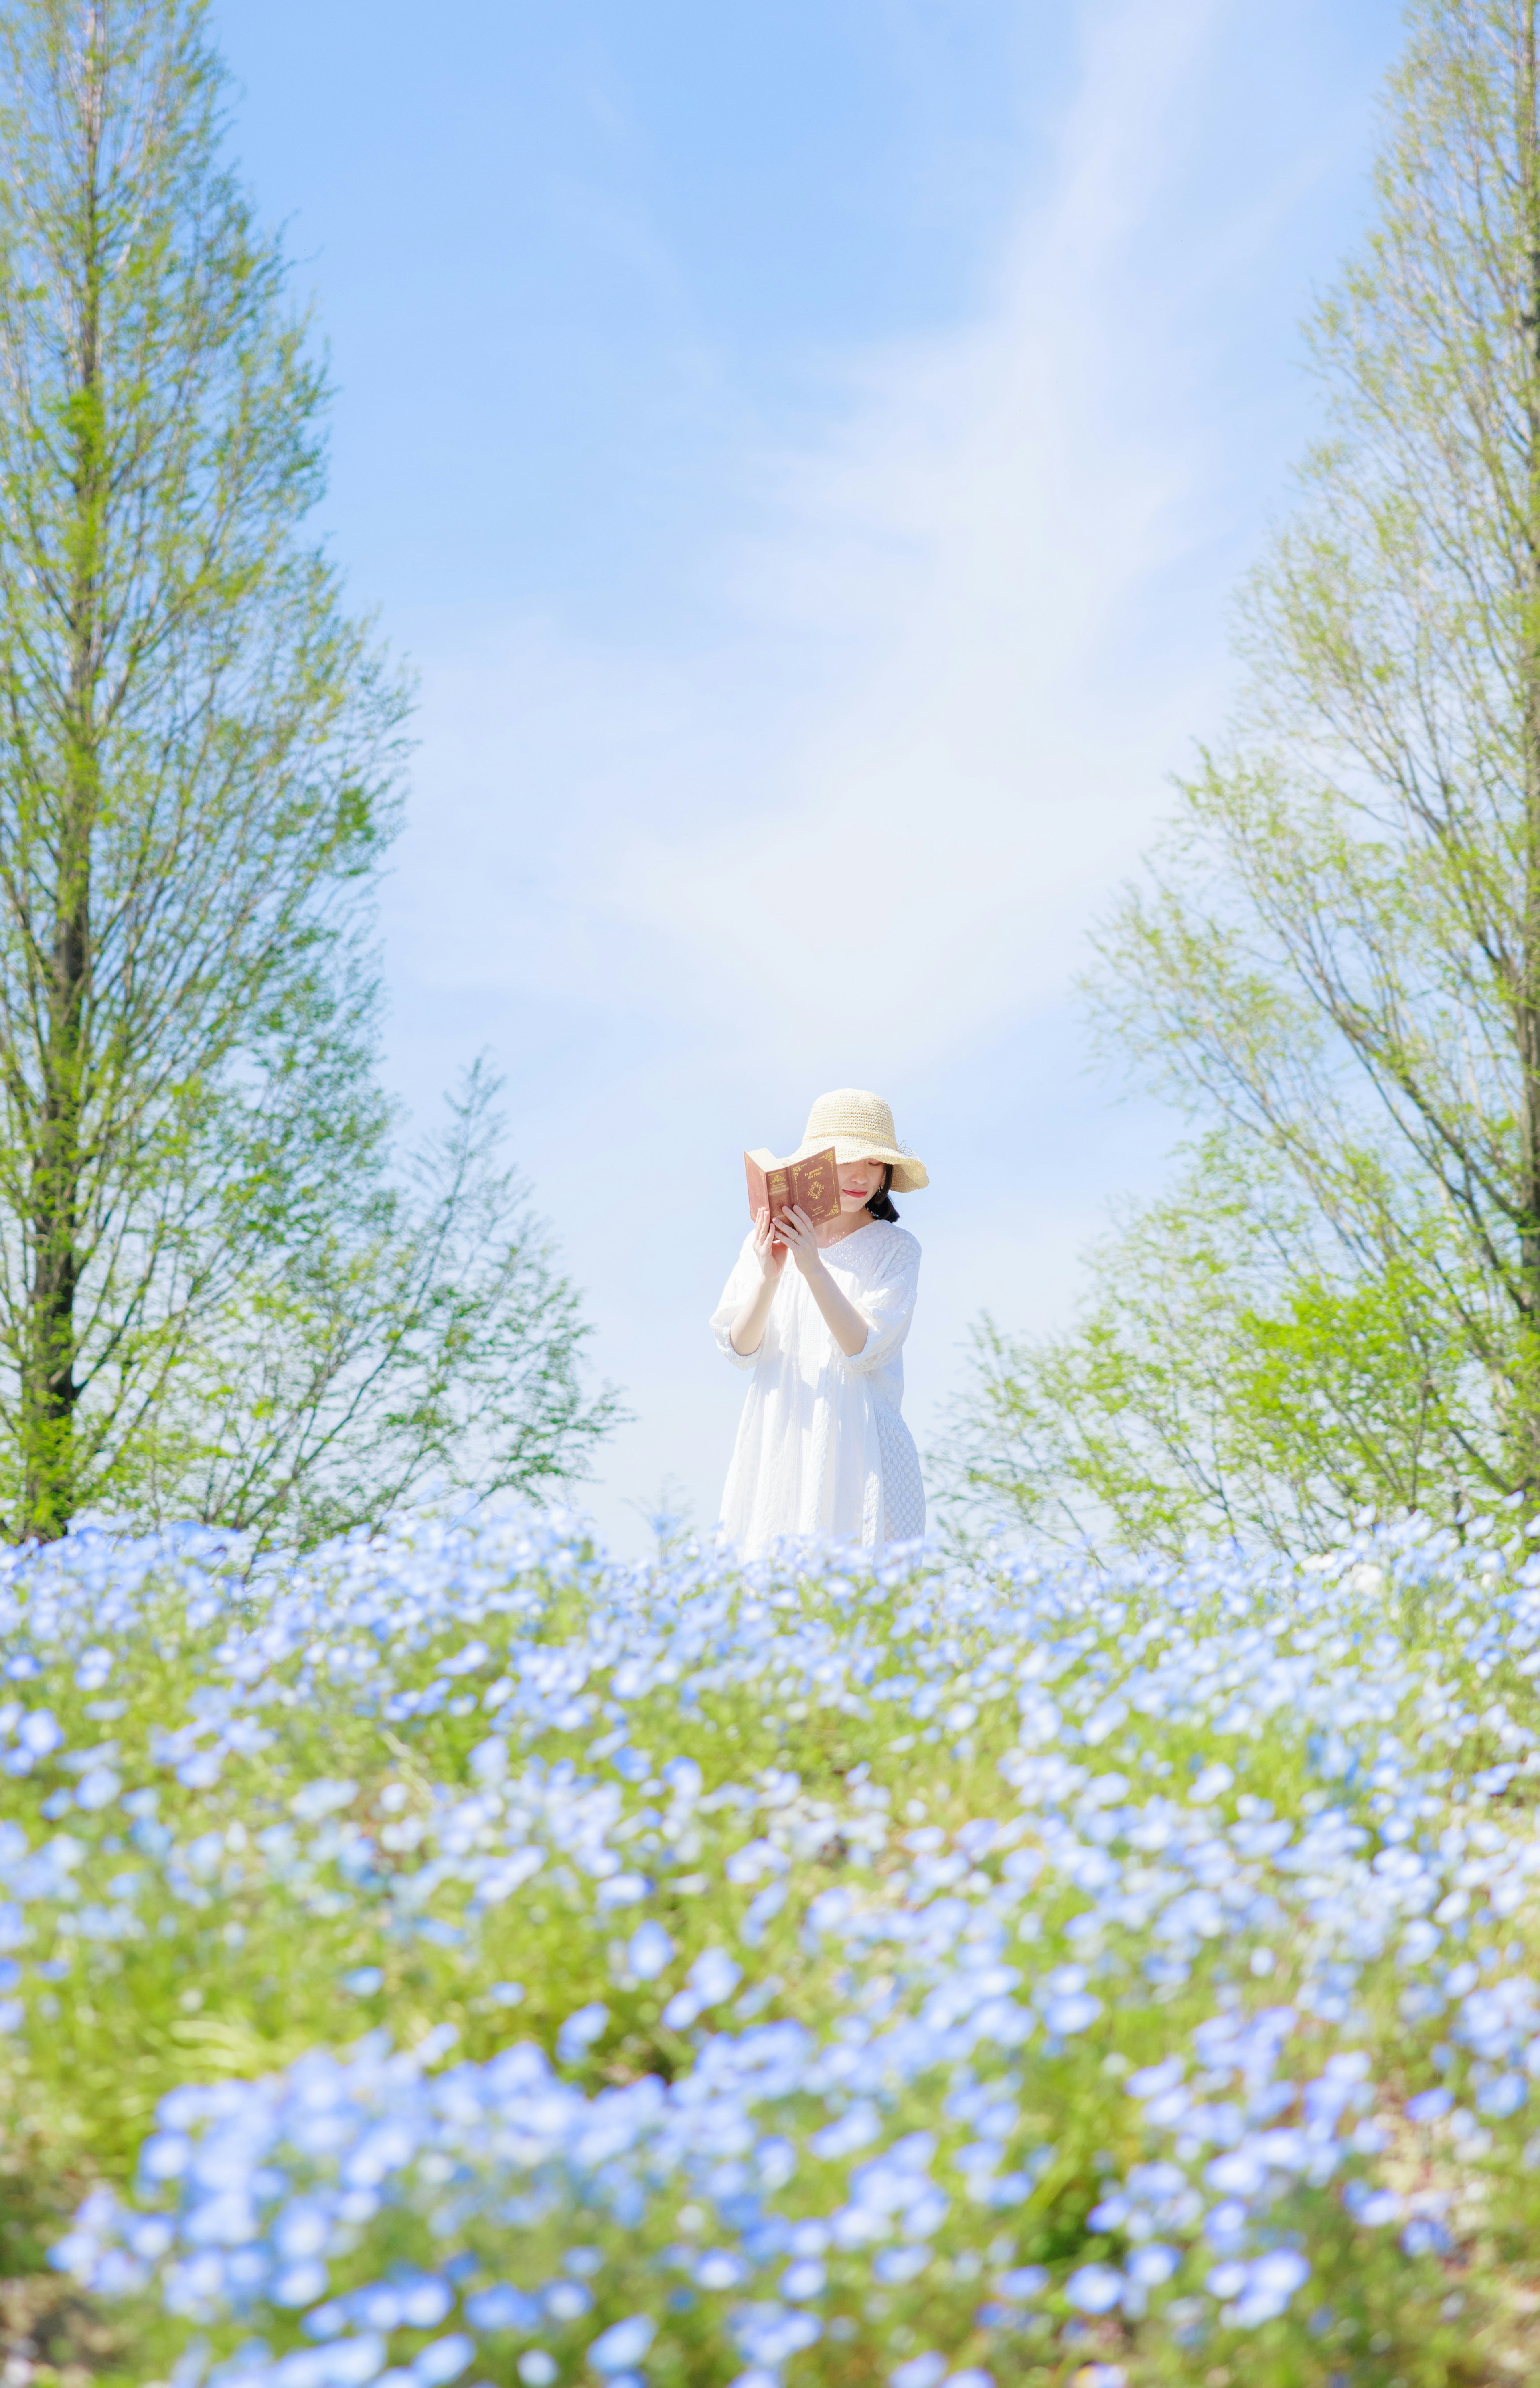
[938,1141,1495,1553]
[8,1511,1540,2386]
[132,1059,625,1544]
[946,0,1540,1549]
[0,0,616,1536]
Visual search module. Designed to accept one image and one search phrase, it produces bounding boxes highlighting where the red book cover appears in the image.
[744,1145,840,1225]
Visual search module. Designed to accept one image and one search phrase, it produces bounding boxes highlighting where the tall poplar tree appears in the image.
[0,0,616,1540]
[944,0,1540,1550]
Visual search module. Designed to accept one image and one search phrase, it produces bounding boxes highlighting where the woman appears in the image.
[711,1088,928,1554]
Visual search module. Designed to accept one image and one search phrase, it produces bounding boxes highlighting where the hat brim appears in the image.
[754,1138,928,1193]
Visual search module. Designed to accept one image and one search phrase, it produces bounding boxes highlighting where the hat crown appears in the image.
[802,1088,897,1148]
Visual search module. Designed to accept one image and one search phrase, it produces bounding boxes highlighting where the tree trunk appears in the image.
[1516,1,1540,1497]
[24,20,103,1540]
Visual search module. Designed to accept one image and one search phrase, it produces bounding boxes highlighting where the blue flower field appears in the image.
[5,1505,1540,2386]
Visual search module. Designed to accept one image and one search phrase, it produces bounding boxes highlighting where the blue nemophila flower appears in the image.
[586,2316,654,2374]
[14,1500,1540,2383]
[1064,2263,1124,2313]
[662,1947,741,2029]
[1210,2247,1311,2327]
[625,1921,673,1981]
[462,2283,538,2331]
[889,2358,944,2388]
[731,2303,821,2366]
[407,2334,473,2384]
[994,2264,1048,2299]
[695,2250,749,2291]
[1125,2244,1180,2286]
[541,2280,591,2323]
[556,2003,609,2064]
[17,1709,63,1760]
[1041,1988,1100,2035]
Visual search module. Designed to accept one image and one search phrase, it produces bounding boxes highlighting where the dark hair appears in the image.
[866,1164,900,1223]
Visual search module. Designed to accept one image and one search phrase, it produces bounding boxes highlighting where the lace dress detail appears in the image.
[710,1222,925,1555]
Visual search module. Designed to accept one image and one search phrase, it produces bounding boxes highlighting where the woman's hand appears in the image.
[731,1210,788,1355]
[777,1205,870,1355]
[751,1205,788,1286]
[774,1204,827,1279]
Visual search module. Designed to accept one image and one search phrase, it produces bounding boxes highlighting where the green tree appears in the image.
[0,0,617,1539]
[144,1061,622,1548]
[939,1141,1482,1551]
[944,0,1540,1550]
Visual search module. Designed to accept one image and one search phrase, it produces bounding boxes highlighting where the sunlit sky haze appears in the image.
[211,0,1404,1551]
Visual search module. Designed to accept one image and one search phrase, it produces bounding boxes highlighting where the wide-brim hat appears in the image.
[750,1087,929,1193]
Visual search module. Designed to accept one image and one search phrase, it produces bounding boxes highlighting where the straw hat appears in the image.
[750,1088,929,1193]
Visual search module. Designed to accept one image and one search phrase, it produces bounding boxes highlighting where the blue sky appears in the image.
[211,0,1405,1552]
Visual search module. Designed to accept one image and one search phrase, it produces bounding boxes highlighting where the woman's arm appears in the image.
[772,1205,870,1358]
[729,1207,788,1355]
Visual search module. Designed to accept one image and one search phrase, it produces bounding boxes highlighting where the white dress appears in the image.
[711,1221,925,1554]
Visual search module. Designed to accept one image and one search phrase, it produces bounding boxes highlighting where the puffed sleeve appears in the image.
[710,1231,764,1370]
[843,1233,921,1374]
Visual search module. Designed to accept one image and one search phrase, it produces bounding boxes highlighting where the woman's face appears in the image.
[838,1157,886,1213]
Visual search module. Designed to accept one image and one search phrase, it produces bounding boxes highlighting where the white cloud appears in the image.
[567,0,1234,1080]
[382,0,1328,1551]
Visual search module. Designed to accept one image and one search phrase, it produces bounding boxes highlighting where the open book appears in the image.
[744,1144,840,1226]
